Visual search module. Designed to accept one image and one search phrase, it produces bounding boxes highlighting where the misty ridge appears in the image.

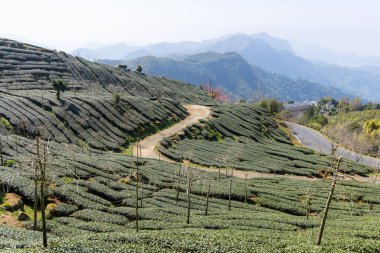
[72,33,380,102]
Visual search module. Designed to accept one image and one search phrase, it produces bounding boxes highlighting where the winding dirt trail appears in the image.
[133,105,211,162]
[133,104,318,181]
[133,105,378,184]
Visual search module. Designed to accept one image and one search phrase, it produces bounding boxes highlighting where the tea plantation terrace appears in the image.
[0,38,379,252]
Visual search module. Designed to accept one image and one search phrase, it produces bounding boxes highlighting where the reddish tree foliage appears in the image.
[200,83,229,102]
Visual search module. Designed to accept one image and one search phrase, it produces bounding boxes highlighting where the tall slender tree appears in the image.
[36,136,48,247]
[316,157,342,246]
[186,160,193,224]
[205,176,211,215]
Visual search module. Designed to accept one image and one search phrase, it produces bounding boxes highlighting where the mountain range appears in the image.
[75,33,380,102]
[104,52,347,102]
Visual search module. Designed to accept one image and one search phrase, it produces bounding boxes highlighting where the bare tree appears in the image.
[176,153,182,201]
[135,142,140,233]
[244,173,248,203]
[228,168,233,211]
[186,159,193,224]
[205,176,211,215]
[33,160,38,231]
[0,135,4,166]
[36,136,48,247]
[316,157,343,246]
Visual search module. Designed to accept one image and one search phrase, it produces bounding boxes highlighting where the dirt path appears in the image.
[133,105,319,181]
[133,105,212,161]
[193,166,319,181]
[195,166,379,183]
[134,105,379,184]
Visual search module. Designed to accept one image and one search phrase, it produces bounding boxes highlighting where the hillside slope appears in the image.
[0,91,188,150]
[0,38,212,104]
[0,38,214,150]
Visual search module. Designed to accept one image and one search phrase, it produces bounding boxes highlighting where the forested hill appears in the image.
[0,38,212,104]
[119,52,348,101]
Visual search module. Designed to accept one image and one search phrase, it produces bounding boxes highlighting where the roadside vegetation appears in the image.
[322,110,380,158]
[299,96,380,158]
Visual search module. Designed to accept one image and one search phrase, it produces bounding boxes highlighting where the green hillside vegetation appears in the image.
[321,110,380,157]
[0,38,379,252]
[117,52,347,101]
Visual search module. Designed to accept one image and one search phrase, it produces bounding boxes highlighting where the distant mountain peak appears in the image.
[108,51,349,102]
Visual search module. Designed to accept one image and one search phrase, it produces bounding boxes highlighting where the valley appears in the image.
[0,31,379,253]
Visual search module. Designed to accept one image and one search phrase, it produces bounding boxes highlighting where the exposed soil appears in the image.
[133,104,212,161]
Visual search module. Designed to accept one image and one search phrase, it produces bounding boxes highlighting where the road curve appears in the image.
[133,105,211,161]
[288,122,380,168]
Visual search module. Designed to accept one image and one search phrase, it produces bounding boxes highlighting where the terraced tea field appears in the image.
[0,91,190,150]
[0,38,212,104]
[0,38,379,252]
[159,104,372,177]
[0,132,379,252]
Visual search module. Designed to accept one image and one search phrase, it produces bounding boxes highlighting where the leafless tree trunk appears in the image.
[186,164,193,224]
[244,173,248,203]
[228,168,233,211]
[0,135,4,166]
[205,177,210,215]
[135,143,139,233]
[15,136,19,157]
[218,162,221,182]
[36,137,48,247]
[316,157,342,246]
[33,163,38,231]
[176,154,182,201]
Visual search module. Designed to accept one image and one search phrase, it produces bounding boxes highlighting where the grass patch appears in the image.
[121,145,133,156]
[3,159,17,167]
[24,204,41,220]
[0,117,12,130]
[61,177,74,184]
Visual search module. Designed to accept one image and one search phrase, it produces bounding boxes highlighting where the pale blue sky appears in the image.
[1,0,379,56]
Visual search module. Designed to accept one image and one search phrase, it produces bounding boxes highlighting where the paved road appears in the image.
[288,122,380,168]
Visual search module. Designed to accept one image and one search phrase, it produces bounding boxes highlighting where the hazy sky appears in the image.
[1,0,380,56]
